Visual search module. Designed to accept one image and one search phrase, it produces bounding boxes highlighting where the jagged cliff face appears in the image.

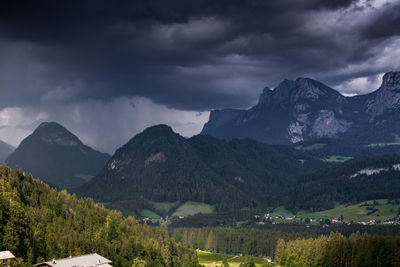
[365,72,400,119]
[201,72,400,145]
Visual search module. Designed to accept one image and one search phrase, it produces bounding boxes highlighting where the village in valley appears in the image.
[251,199,400,227]
[139,199,400,228]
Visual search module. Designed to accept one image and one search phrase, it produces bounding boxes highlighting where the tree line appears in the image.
[275,232,400,266]
[171,226,400,265]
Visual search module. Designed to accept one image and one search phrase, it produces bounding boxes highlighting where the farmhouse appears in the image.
[0,251,15,267]
[35,253,112,267]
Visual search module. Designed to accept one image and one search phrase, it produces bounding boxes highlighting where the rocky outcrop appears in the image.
[201,72,400,145]
[366,72,400,119]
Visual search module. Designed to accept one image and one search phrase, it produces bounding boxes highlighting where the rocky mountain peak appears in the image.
[201,71,400,145]
[293,78,344,102]
[367,71,400,117]
[381,71,400,92]
[33,122,82,147]
[258,87,273,104]
[264,77,344,105]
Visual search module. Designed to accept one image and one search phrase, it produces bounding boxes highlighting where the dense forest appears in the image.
[171,226,400,259]
[275,232,400,266]
[0,165,200,266]
[172,227,299,257]
[289,154,400,211]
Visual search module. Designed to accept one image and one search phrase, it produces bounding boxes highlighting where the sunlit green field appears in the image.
[315,199,400,222]
[150,201,179,213]
[267,199,399,224]
[197,251,269,267]
[140,209,161,219]
[269,206,293,216]
[172,201,215,217]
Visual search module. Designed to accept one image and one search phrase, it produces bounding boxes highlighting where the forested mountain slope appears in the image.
[6,122,109,189]
[77,125,326,214]
[288,154,400,211]
[0,165,200,266]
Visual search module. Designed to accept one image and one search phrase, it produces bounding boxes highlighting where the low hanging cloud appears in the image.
[0,97,209,153]
[0,107,48,147]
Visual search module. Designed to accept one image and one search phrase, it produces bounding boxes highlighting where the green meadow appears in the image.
[197,251,270,267]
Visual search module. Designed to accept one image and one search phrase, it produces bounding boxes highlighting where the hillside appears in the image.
[0,165,200,266]
[77,125,327,215]
[288,154,400,211]
[0,140,14,163]
[6,122,110,189]
[202,72,400,146]
[77,124,400,218]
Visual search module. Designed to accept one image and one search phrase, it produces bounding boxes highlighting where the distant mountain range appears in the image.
[3,72,400,219]
[6,122,110,189]
[202,72,400,146]
[0,140,14,163]
[1,120,400,218]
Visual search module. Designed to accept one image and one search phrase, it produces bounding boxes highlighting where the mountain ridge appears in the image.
[77,124,326,214]
[6,121,110,189]
[202,71,400,145]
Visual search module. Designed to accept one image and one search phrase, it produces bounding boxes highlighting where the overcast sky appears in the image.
[0,0,399,153]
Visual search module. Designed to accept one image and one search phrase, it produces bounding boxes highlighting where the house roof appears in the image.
[34,253,112,267]
[0,251,15,260]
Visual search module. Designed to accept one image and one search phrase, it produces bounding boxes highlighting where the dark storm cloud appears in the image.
[0,0,399,112]
[361,1,400,40]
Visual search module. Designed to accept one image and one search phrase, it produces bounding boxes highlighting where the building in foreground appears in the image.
[0,251,15,267]
[35,253,112,267]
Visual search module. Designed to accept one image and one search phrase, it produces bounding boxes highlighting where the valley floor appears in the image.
[197,251,270,267]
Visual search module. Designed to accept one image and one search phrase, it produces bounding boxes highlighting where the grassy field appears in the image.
[315,199,400,222]
[265,200,399,224]
[296,211,328,220]
[269,206,293,216]
[295,143,326,151]
[140,209,161,219]
[150,201,179,213]
[197,251,269,267]
[322,155,353,163]
[172,201,214,217]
